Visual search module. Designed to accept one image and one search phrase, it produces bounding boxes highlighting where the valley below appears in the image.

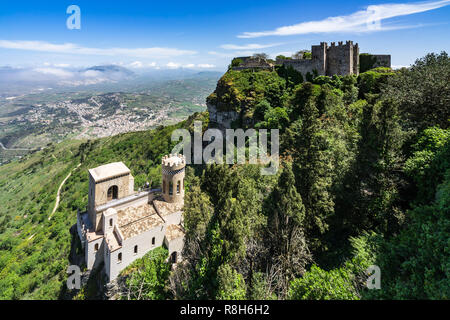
[0,72,220,164]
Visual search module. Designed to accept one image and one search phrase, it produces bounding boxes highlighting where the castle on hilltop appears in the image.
[76,154,186,282]
[233,41,391,77]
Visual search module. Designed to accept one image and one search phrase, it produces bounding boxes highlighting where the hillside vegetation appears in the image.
[0,52,449,300]
[171,52,449,300]
[0,113,206,299]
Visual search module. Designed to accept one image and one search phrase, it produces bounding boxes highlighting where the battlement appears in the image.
[162,154,186,172]
[161,154,185,204]
[235,41,389,77]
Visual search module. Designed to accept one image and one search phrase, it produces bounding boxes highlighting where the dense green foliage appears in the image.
[121,247,171,300]
[180,51,449,300]
[0,52,448,300]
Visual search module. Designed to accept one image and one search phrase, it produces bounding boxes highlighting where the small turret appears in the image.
[161,154,186,203]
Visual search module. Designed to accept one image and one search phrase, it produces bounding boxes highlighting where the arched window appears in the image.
[134,245,138,255]
[94,243,99,252]
[107,186,119,201]
[118,252,122,263]
[169,182,173,196]
[152,237,156,246]
[170,252,177,264]
[163,180,166,194]
[109,219,113,227]
[177,181,181,194]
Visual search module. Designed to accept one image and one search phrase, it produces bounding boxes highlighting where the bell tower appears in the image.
[161,154,186,203]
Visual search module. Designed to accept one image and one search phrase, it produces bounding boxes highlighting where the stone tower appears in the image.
[326,41,359,76]
[88,162,134,231]
[161,154,186,203]
[311,42,328,75]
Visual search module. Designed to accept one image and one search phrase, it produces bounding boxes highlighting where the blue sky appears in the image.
[0,0,449,71]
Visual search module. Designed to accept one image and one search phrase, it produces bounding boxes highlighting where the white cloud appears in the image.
[54,63,71,68]
[32,67,73,79]
[82,70,103,78]
[238,0,450,38]
[128,61,144,69]
[0,40,197,57]
[42,62,71,68]
[166,62,181,69]
[220,43,283,50]
[392,64,411,69]
[165,62,216,69]
[197,64,216,68]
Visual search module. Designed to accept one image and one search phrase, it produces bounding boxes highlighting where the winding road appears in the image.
[48,163,81,221]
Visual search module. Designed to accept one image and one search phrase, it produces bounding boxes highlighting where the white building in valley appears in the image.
[76,154,186,282]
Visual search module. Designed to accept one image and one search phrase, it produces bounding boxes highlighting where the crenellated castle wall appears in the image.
[276,41,361,78]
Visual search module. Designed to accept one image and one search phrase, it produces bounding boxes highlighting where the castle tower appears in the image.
[161,154,186,203]
[326,40,356,76]
[88,162,134,231]
[311,42,327,75]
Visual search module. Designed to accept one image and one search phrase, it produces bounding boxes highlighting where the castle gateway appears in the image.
[76,154,186,282]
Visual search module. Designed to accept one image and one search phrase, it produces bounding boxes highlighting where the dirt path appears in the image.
[0,142,32,151]
[48,163,81,221]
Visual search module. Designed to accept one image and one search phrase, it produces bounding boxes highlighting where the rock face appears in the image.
[207,103,239,130]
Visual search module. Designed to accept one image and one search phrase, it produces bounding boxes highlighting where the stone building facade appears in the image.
[276,41,360,77]
[77,155,186,282]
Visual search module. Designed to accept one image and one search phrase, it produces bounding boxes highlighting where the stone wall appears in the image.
[278,59,324,77]
[105,224,167,281]
[86,237,104,270]
[371,55,391,69]
[275,41,360,78]
[232,56,274,71]
[360,54,392,72]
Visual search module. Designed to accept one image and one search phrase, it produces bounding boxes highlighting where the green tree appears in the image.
[383,52,450,130]
[123,247,171,300]
[267,163,311,298]
[366,172,450,299]
[215,264,246,300]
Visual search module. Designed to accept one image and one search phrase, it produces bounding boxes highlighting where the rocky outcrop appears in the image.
[207,103,239,130]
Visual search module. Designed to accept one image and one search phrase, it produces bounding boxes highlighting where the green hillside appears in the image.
[0,112,206,299]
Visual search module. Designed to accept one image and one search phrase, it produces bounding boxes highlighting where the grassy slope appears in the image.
[0,112,206,300]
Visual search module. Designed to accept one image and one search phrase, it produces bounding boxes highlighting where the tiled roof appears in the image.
[153,199,184,217]
[165,224,185,242]
[117,203,165,240]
